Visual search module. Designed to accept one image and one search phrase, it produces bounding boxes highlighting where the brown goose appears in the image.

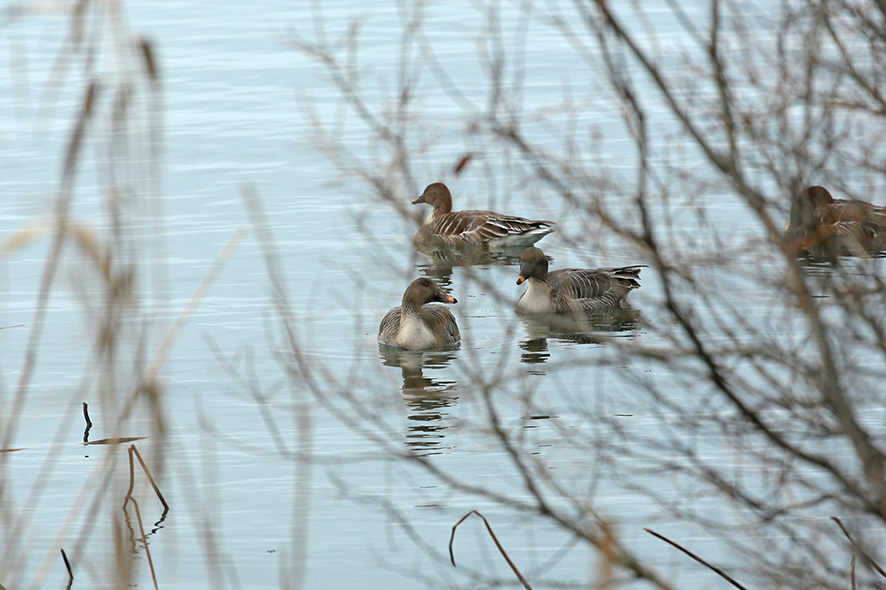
[412,183,555,249]
[515,247,642,314]
[786,185,886,254]
[378,278,460,350]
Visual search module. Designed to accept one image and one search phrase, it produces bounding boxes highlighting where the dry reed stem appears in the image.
[449,510,532,590]
[5,4,173,588]
[124,444,169,511]
[95,227,244,468]
[60,548,73,580]
[125,445,136,507]
[30,439,122,586]
[644,528,748,590]
[138,39,158,80]
[142,227,246,387]
[82,402,93,442]
[3,81,97,452]
[241,183,313,590]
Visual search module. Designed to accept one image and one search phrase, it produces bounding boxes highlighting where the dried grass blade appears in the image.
[0,220,49,254]
[62,81,97,188]
[449,510,532,590]
[143,227,245,386]
[644,528,748,590]
[85,437,145,446]
[3,82,99,452]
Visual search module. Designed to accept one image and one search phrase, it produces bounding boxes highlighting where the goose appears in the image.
[412,183,555,250]
[515,247,642,314]
[786,185,886,254]
[378,277,460,350]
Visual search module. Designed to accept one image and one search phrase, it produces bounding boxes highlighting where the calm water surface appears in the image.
[1,1,867,588]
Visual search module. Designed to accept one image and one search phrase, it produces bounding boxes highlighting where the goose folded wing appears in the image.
[420,305,460,344]
[552,267,641,298]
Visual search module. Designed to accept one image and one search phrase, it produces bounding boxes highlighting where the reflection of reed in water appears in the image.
[378,346,458,454]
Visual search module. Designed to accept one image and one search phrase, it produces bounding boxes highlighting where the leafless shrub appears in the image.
[275,1,886,588]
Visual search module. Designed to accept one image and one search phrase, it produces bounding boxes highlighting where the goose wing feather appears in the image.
[821,200,886,234]
[430,210,554,244]
[377,307,403,345]
[421,304,460,345]
[549,266,643,312]
[550,266,642,299]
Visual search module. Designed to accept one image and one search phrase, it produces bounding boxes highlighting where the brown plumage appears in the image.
[378,278,460,350]
[515,247,643,314]
[412,183,555,250]
[786,186,886,255]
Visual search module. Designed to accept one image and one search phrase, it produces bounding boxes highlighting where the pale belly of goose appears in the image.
[394,314,438,349]
[516,280,557,314]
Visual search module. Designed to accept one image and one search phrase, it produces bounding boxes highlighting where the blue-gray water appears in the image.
[2,1,884,588]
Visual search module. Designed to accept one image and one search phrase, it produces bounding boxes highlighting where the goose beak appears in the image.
[412,194,426,204]
[434,291,457,304]
[516,275,526,285]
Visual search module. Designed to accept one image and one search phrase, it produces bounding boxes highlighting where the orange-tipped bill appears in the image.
[433,291,457,304]
[411,194,426,205]
[516,275,526,285]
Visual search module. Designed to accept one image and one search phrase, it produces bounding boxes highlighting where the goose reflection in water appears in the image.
[517,307,642,368]
[415,246,529,291]
[416,243,534,271]
[518,337,550,367]
[378,345,458,455]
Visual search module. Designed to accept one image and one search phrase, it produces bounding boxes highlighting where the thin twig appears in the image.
[60,548,73,580]
[832,516,886,580]
[852,555,857,590]
[644,528,748,590]
[449,510,532,590]
[124,446,136,508]
[82,402,93,443]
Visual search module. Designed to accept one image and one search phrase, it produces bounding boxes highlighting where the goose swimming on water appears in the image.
[412,183,555,250]
[515,247,643,314]
[786,185,886,255]
[378,277,460,350]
